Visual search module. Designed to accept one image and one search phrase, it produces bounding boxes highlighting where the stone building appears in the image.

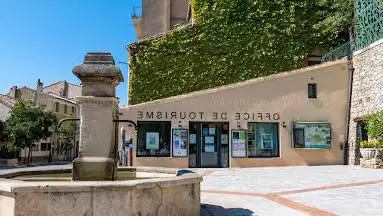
[0,79,82,162]
[132,0,191,40]
[0,94,16,142]
[347,0,383,165]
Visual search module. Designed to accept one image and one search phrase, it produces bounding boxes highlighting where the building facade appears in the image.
[120,60,350,168]
[1,80,81,162]
[347,0,383,165]
[132,0,190,40]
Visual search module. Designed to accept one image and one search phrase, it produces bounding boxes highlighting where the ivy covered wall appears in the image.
[128,0,353,104]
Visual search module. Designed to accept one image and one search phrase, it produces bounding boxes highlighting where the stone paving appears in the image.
[1,165,383,215]
[196,166,383,216]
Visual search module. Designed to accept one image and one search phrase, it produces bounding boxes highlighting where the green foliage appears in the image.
[0,143,18,159]
[365,111,383,145]
[360,140,383,148]
[129,0,353,104]
[5,100,57,149]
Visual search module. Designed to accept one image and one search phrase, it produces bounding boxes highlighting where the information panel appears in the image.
[172,128,188,157]
[293,122,331,149]
[231,129,247,157]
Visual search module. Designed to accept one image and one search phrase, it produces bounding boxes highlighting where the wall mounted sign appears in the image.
[293,122,331,149]
[146,132,159,150]
[172,128,188,157]
[137,111,280,121]
[231,129,247,157]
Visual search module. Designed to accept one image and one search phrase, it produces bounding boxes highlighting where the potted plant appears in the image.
[360,140,382,160]
[360,111,383,160]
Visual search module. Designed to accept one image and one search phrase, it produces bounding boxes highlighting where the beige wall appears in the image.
[121,60,350,168]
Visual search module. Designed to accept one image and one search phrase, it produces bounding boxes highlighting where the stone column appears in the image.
[72,52,123,181]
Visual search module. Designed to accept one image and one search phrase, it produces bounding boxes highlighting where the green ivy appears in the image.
[366,111,383,144]
[129,0,353,104]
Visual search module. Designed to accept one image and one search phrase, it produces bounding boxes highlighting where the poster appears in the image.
[203,128,209,135]
[221,134,229,144]
[205,145,215,152]
[231,130,247,157]
[205,136,215,144]
[261,134,273,149]
[172,129,188,157]
[190,134,197,144]
[146,132,159,150]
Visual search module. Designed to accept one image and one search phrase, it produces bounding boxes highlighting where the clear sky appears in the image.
[0,0,141,106]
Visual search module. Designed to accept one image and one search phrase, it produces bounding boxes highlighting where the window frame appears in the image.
[55,102,59,112]
[292,122,332,149]
[308,83,317,99]
[136,121,171,157]
[64,104,68,114]
[247,122,280,158]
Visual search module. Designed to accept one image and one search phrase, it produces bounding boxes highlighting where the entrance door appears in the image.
[188,122,229,168]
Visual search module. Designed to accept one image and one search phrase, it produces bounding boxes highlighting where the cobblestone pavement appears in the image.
[196,166,383,216]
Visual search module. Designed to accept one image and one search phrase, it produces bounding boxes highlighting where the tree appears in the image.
[5,100,57,164]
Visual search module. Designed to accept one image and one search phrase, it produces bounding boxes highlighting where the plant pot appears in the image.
[360,148,378,160]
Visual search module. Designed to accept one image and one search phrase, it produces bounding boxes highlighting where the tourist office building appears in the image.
[120,59,350,168]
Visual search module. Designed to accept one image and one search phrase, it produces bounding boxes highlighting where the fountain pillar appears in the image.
[72,52,123,181]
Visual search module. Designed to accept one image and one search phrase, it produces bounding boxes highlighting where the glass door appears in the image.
[189,122,229,168]
[201,123,219,167]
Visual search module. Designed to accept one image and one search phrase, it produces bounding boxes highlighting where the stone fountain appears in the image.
[0,52,202,216]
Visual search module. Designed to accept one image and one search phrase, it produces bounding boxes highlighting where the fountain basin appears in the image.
[0,166,202,216]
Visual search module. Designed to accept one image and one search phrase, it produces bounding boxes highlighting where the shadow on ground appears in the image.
[201,204,255,216]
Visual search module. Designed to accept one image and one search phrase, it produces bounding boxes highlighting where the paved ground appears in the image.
[195,166,383,216]
[2,165,382,215]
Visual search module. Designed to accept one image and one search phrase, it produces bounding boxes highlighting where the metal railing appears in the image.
[322,40,354,62]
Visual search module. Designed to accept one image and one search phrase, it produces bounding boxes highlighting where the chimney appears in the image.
[9,86,17,98]
[36,79,44,93]
[64,80,69,97]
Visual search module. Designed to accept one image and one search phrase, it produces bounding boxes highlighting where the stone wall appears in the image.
[348,39,383,165]
[0,169,202,216]
[360,149,383,169]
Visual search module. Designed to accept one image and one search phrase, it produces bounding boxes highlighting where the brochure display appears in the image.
[231,129,247,157]
[172,128,188,157]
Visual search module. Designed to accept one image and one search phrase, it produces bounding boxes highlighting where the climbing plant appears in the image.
[129,0,353,104]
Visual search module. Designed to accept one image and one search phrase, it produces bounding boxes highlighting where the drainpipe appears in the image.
[344,26,355,165]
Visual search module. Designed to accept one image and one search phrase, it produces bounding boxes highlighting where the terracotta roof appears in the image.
[0,94,16,108]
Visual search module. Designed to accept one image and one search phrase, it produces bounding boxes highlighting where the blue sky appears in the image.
[0,0,141,106]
